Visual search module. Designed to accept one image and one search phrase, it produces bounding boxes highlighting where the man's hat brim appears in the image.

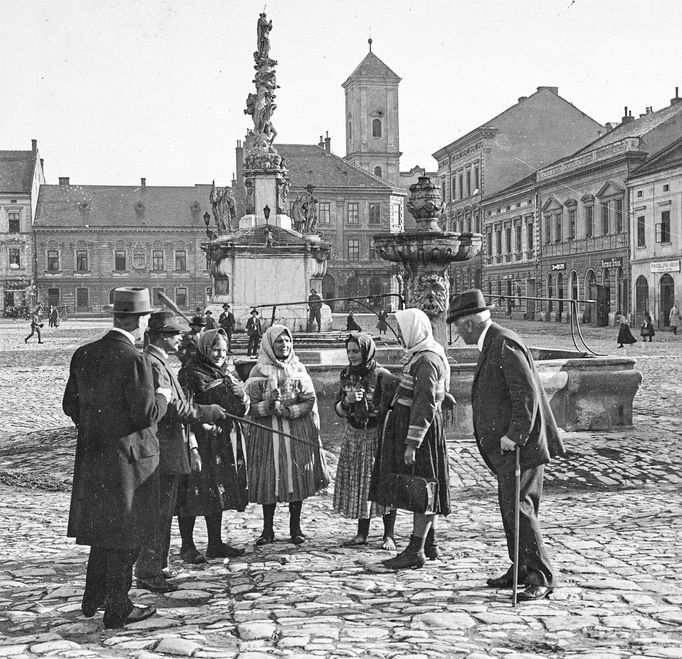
[446,304,494,323]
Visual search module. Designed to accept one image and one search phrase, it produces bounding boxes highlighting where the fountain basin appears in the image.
[373,231,483,265]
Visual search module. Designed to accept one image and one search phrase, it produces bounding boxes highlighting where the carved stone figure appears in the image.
[408,272,448,320]
[303,187,318,234]
[257,13,272,59]
[210,181,237,233]
[290,195,305,233]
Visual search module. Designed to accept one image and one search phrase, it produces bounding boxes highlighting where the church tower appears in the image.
[342,40,402,187]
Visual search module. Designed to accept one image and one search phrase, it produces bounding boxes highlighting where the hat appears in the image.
[222,303,230,309]
[109,287,159,315]
[147,311,186,334]
[310,289,317,294]
[189,315,207,326]
[250,309,259,315]
[205,310,213,315]
[446,289,494,323]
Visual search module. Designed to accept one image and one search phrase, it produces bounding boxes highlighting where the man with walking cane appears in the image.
[447,289,564,602]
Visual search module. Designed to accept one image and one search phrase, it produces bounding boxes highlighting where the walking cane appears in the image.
[512,445,521,607]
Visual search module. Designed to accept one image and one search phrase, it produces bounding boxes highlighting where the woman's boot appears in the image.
[382,533,426,570]
[205,512,245,558]
[424,525,441,560]
[256,503,276,545]
[178,516,206,564]
[289,501,305,544]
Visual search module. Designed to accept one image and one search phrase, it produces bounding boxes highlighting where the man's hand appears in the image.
[344,389,364,405]
[500,435,517,453]
[209,404,227,422]
[190,448,202,472]
[404,446,416,465]
[231,381,245,398]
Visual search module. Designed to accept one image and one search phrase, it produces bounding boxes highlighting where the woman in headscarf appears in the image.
[334,333,397,549]
[244,325,330,545]
[176,328,249,563]
[370,308,452,570]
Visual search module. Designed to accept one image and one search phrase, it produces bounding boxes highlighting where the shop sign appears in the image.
[601,258,622,269]
[502,274,513,280]
[551,263,566,271]
[1,278,30,288]
[651,260,681,273]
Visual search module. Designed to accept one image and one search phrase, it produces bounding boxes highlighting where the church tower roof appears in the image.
[342,40,401,87]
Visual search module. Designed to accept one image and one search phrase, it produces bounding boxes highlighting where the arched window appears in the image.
[635,275,649,326]
[547,274,554,313]
[374,166,382,178]
[372,118,382,138]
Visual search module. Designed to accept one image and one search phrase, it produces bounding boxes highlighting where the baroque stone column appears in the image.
[373,176,482,346]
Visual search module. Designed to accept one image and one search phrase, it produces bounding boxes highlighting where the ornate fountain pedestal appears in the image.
[374,175,482,345]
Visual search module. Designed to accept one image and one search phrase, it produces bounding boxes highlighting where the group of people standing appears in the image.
[63,285,564,629]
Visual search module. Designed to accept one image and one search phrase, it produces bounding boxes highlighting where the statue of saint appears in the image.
[257,13,272,59]
[303,187,318,234]
[210,181,236,233]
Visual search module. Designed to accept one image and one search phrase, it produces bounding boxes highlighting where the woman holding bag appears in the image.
[176,329,249,563]
[244,325,330,545]
[370,308,453,570]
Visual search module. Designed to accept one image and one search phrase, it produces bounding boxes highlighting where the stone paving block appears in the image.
[154,637,201,656]
[29,639,82,654]
[237,622,277,641]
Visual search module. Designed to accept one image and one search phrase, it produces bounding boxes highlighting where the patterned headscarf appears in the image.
[345,332,377,378]
[395,308,450,390]
[196,328,228,361]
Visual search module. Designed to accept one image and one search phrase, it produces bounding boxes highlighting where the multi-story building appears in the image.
[433,86,604,297]
[536,94,682,325]
[0,139,45,310]
[628,136,682,328]
[34,178,213,313]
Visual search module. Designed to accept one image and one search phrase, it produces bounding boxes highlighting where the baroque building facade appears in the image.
[433,86,604,299]
[0,140,45,310]
[34,179,213,313]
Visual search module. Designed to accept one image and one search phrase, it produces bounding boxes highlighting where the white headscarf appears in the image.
[395,308,450,390]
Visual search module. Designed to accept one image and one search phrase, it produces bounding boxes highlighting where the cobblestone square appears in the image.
[0,317,680,658]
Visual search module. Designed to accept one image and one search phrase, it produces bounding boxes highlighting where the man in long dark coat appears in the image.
[219,304,235,353]
[447,289,565,602]
[135,311,226,592]
[307,289,323,332]
[63,287,171,628]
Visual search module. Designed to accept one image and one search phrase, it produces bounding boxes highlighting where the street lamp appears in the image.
[203,211,211,228]
[263,204,271,224]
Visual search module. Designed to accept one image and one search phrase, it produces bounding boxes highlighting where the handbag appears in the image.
[385,467,438,514]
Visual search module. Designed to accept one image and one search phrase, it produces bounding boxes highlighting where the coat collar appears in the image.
[473,322,502,385]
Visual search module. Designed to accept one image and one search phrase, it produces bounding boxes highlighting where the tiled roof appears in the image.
[0,151,37,194]
[34,184,213,229]
[278,144,394,190]
[343,51,401,85]
[630,136,682,178]
[574,102,682,156]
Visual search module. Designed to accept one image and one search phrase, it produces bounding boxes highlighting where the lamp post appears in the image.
[263,204,271,225]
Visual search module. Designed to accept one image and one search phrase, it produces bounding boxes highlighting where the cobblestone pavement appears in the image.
[0,318,680,658]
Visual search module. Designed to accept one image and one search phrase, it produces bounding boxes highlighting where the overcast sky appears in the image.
[2,0,681,187]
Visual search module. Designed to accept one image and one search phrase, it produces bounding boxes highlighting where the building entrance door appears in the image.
[635,276,649,327]
[595,284,610,326]
[659,274,674,328]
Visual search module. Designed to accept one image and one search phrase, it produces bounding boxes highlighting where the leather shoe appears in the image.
[517,585,553,601]
[486,573,514,588]
[81,601,102,618]
[104,604,157,629]
[290,533,306,545]
[382,549,426,570]
[161,567,180,579]
[136,575,178,593]
[180,546,206,564]
[206,543,245,559]
[424,544,441,561]
[255,532,275,546]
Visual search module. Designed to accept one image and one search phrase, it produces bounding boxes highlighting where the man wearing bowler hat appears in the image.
[178,315,206,366]
[447,289,564,602]
[63,287,172,628]
[219,303,235,353]
[135,311,228,592]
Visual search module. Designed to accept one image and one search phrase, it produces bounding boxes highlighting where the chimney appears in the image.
[671,86,681,105]
[235,140,244,184]
[140,177,146,187]
[324,131,331,154]
[621,106,634,124]
[59,177,70,186]
[518,96,528,103]
[318,135,324,149]
[537,86,559,95]
[31,139,37,155]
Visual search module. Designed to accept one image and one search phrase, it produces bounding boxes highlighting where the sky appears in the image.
[2,0,681,187]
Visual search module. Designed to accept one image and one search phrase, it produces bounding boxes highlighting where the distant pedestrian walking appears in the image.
[669,303,681,335]
[24,309,44,344]
[307,289,323,332]
[640,311,655,342]
[376,310,389,335]
[246,309,263,356]
[616,312,637,348]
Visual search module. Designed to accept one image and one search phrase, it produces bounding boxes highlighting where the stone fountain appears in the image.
[202,12,331,330]
[373,175,483,345]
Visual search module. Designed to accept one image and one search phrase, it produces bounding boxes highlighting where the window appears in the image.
[175,250,186,271]
[372,118,382,137]
[585,205,593,237]
[544,216,551,244]
[515,225,522,253]
[505,226,512,253]
[637,216,646,247]
[47,288,60,306]
[615,199,623,233]
[527,221,534,251]
[486,231,493,255]
[441,180,446,202]
[347,239,360,260]
[114,250,126,271]
[659,210,671,243]
[636,190,643,198]
[663,184,670,192]
[568,209,576,240]
[205,286,212,301]
[152,287,165,305]
[8,211,20,233]
[152,250,164,271]
[318,202,330,224]
[474,166,479,192]
[458,174,464,199]
[9,248,20,268]
[347,202,359,225]
[175,287,187,308]
[390,203,402,229]
[133,247,146,269]
[466,170,471,197]
[601,202,609,235]
[47,250,60,271]
[76,250,88,272]
[369,203,381,225]
[495,229,502,255]
[451,178,456,200]
[555,214,562,242]
[76,288,89,309]
[374,166,382,178]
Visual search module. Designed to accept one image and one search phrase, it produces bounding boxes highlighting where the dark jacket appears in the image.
[63,331,168,549]
[219,311,235,333]
[472,323,564,474]
[144,344,222,475]
[246,316,262,337]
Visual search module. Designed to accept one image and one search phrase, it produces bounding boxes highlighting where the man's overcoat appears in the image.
[472,323,564,474]
[63,331,168,549]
